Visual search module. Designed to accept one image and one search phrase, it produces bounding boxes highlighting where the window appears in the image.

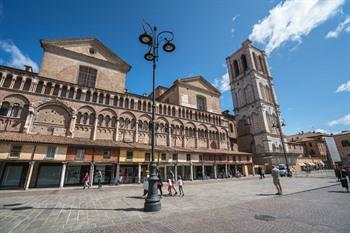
[10,145,21,158]
[0,102,10,116]
[309,143,312,147]
[77,66,97,88]
[197,95,207,111]
[172,153,178,161]
[199,154,203,162]
[161,153,166,161]
[76,149,85,160]
[186,154,191,161]
[46,146,57,158]
[127,151,133,160]
[103,151,110,159]
[145,153,150,162]
[341,140,350,147]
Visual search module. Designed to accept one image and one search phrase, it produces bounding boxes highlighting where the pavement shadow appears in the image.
[127,196,145,199]
[9,206,144,212]
[3,203,22,207]
[328,190,349,194]
[256,194,276,196]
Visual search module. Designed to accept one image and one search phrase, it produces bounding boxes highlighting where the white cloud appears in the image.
[214,73,230,93]
[231,14,239,37]
[335,80,350,93]
[249,0,345,54]
[314,128,330,134]
[0,40,38,72]
[328,114,350,126]
[326,15,350,38]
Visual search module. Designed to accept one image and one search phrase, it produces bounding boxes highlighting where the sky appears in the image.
[0,0,349,135]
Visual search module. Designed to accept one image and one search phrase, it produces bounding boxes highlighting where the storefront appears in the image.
[64,163,90,186]
[93,164,113,185]
[0,162,28,189]
[193,164,203,180]
[119,164,148,184]
[217,165,226,178]
[35,163,62,188]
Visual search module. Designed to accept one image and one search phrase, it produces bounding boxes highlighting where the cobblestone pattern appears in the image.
[0,176,343,233]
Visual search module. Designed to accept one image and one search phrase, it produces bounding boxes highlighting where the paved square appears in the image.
[0,173,348,233]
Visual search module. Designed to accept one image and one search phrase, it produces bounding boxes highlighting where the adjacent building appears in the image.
[333,131,350,165]
[0,38,252,189]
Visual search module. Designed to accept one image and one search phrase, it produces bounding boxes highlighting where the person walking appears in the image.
[178,176,184,196]
[83,172,90,190]
[271,166,282,195]
[143,175,149,196]
[167,176,173,196]
[340,166,349,193]
[96,170,103,189]
[157,169,163,196]
[171,175,178,196]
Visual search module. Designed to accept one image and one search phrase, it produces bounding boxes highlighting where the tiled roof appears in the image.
[0,132,251,155]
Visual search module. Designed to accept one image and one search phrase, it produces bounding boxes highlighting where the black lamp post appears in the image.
[139,22,175,212]
[272,120,290,176]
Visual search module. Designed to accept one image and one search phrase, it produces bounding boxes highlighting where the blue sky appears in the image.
[0,0,349,135]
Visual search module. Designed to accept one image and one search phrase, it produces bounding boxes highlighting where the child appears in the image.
[171,175,178,196]
[83,172,90,189]
[178,176,184,196]
[167,176,173,196]
[143,175,149,196]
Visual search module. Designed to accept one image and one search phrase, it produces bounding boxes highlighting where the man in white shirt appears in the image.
[271,166,282,195]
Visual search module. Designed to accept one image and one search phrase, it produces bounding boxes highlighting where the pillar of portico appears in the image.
[195,129,199,148]
[138,163,142,184]
[225,163,228,178]
[174,164,178,181]
[90,162,95,186]
[115,163,120,184]
[214,164,217,179]
[202,163,205,179]
[60,162,67,188]
[190,163,194,181]
[24,161,35,190]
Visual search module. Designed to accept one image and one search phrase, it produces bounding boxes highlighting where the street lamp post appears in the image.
[272,120,290,176]
[139,22,175,212]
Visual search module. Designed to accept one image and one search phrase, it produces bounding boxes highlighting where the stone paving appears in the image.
[0,172,345,233]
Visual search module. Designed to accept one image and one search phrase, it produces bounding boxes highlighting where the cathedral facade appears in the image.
[0,38,252,189]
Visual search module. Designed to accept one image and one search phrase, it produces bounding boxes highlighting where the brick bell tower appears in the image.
[226,39,290,165]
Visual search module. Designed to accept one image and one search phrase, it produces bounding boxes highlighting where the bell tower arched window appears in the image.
[241,54,248,72]
[233,60,239,77]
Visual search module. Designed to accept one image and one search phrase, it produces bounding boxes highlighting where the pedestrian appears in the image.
[261,168,265,178]
[143,175,149,196]
[340,166,349,193]
[157,169,163,196]
[83,172,90,189]
[96,170,103,189]
[258,167,263,179]
[271,166,282,195]
[167,176,173,196]
[334,165,341,182]
[178,176,184,196]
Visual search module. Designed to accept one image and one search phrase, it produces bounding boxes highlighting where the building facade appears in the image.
[333,131,350,165]
[0,38,252,189]
[226,39,296,166]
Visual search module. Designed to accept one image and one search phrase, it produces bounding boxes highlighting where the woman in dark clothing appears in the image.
[157,169,163,196]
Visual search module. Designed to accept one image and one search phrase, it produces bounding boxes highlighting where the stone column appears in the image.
[114,120,119,141]
[41,81,47,94]
[195,129,199,148]
[30,80,38,92]
[207,132,210,149]
[90,162,95,186]
[72,88,78,99]
[115,163,120,184]
[92,117,98,140]
[110,95,115,106]
[134,125,139,143]
[183,131,186,148]
[49,83,55,95]
[243,165,248,176]
[190,163,194,181]
[58,85,63,97]
[9,76,17,89]
[23,105,34,133]
[168,128,172,147]
[24,161,35,190]
[60,162,67,188]
[19,78,26,90]
[138,163,141,184]
[225,163,228,177]
[0,72,7,86]
[214,164,217,179]
[68,111,77,138]
[217,133,220,150]
[202,163,205,179]
[81,89,87,101]
[174,164,178,181]
[164,165,167,180]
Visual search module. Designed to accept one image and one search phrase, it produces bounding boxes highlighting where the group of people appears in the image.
[143,169,185,197]
[82,170,103,190]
